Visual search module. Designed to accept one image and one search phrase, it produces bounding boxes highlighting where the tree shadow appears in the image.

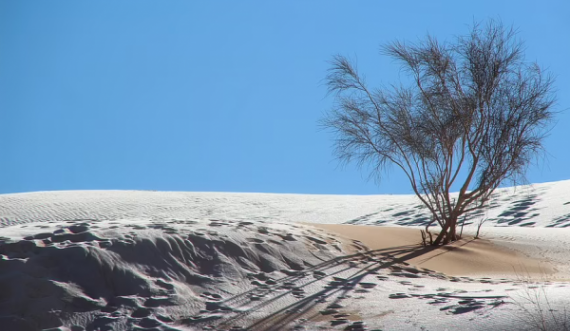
[180,244,444,330]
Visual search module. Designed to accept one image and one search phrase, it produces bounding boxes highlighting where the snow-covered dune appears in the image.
[1,180,570,331]
[2,180,569,229]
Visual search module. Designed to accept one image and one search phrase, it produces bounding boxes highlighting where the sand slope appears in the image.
[0,218,350,330]
[310,224,559,278]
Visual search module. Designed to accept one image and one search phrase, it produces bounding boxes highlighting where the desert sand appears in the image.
[309,224,559,279]
[1,180,570,330]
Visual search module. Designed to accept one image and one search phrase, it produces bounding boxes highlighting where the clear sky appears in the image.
[1,1,568,195]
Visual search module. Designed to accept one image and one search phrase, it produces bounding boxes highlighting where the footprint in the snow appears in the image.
[320,309,339,315]
[135,317,162,328]
[131,307,152,318]
[205,301,231,311]
[391,271,421,278]
[98,240,112,248]
[306,236,328,245]
[144,296,176,307]
[24,232,52,240]
[331,319,349,326]
[359,282,377,289]
[250,280,269,288]
[155,279,174,290]
[246,238,264,244]
[249,294,265,301]
[325,281,343,289]
[291,287,305,298]
[247,272,269,281]
[181,314,223,324]
[401,266,421,273]
[313,271,327,279]
[346,321,367,330]
[276,233,296,241]
[282,269,305,276]
[389,293,412,299]
[441,301,486,314]
[281,282,296,289]
[327,302,343,309]
[479,279,494,284]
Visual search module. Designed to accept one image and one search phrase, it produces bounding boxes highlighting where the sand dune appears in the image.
[1,180,570,330]
[1,218,347,330]
[310,224,561,279]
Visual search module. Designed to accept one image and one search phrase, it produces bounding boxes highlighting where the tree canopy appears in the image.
[324,21,556,245]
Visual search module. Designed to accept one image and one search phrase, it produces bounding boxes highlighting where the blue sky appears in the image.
[1,1,568,195]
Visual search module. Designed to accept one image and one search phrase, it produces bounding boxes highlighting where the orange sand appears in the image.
[310,224,557,279]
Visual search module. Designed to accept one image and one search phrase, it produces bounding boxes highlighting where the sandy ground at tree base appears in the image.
[309,224,562,280]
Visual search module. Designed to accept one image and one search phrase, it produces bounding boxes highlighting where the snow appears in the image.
[1,180,569,330]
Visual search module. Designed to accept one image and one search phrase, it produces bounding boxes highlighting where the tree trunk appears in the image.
[447,214,459,243]
[432,222,450,246]
[432,214,459,246]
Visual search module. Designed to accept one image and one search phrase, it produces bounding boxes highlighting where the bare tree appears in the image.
[323,21,556,245]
